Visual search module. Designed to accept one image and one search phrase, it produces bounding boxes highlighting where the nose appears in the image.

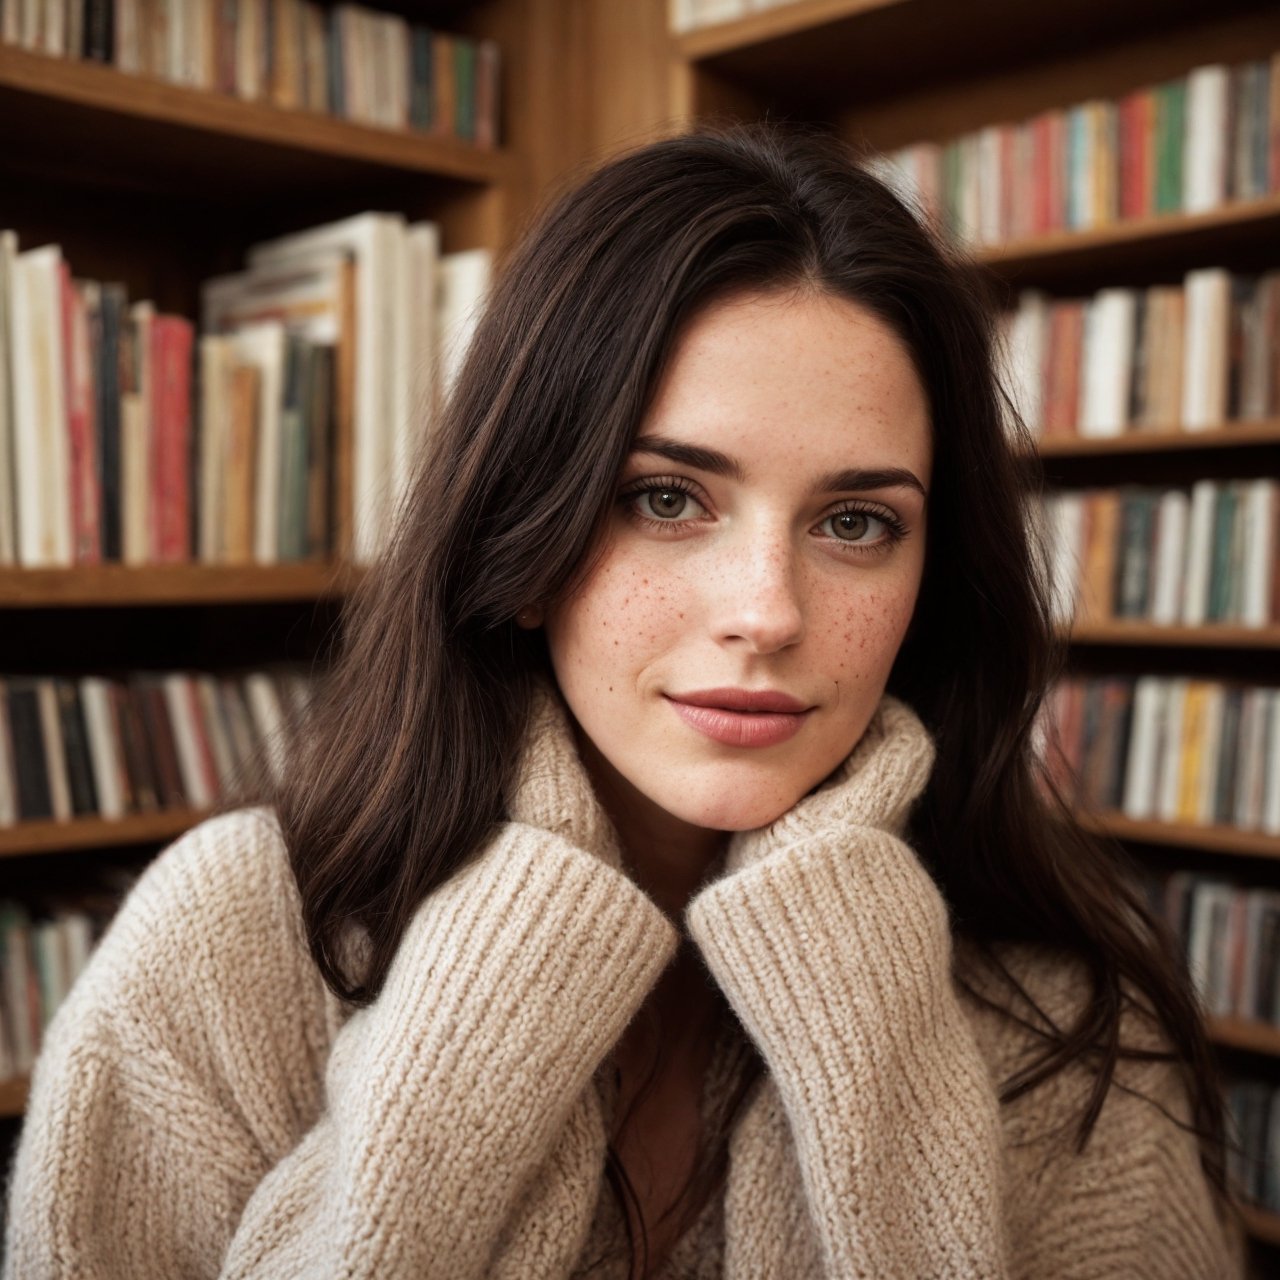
[711,535,805,655]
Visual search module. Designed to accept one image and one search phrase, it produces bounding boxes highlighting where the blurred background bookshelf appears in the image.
[2,0,1280,1271]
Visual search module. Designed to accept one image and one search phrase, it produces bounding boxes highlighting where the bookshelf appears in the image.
[0,0,554,1129]
[650,0,1280,1264]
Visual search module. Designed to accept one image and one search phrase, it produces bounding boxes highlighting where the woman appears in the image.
[4,124,1248,1278]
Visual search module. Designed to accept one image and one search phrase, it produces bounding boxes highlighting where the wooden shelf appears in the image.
[974,192,1280,279]
[672,0,1269,110]
[1062,622,1280,650]
[0,561,359,608]
[0,43,508,199]
[1206,1016,1280,1057]
[1074,810,1280,860]
[1031,421,1280,458]
[1241,1204,1280,1248]
[0,810,211,858]
[0,1075,28,1118]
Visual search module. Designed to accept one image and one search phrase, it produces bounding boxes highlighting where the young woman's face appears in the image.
[543,287,933,835]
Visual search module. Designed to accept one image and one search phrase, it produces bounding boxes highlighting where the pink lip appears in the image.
[669,687,810,713]
[664,690,813,748]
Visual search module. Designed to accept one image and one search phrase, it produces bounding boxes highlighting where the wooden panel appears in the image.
[0,811,209,858]
[0,563,357,608]
[0,44,508,199]
[1034,422,1280,459]
[0,1076,28,1118]
[1076,811,1280,859]
[1064,623,1280,650]
[840,8,1280,151]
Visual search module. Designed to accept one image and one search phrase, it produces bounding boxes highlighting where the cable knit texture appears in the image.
[2,682,1248,1278]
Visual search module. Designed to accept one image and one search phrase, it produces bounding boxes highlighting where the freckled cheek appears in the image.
[564,554,696,666]
[823,582,920,676]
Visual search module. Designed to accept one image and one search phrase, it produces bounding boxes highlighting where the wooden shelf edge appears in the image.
[1028,421,1280,458]
[1207,1016,1280,1058]
[0,44,508,185]
[1240,1204,1280,1248]
[0,561,361,607]
[1073,810,1280,859]
[0,1075,28,1118]
[0,809,212,857]
[1060,622,1280,650]
[673,0,904,59]
[974,193,1280,269]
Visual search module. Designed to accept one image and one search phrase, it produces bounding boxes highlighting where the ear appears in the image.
[515,605,545,630]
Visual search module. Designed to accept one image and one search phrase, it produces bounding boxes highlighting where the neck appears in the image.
[573,729,727,920]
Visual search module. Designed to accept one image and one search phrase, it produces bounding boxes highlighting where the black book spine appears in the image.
[6,682,53,820]
[55,680,99,816]
[83,0,113,61]
[116,683,158,812]
[99,285,125,561]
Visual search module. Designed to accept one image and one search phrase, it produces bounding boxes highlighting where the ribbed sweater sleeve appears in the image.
[3,810,679,1279]
[685,827,1012,1279]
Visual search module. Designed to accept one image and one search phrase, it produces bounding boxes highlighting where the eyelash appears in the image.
[616,475,910,553]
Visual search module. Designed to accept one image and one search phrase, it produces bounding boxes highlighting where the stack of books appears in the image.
[0,214,491,568]
[869,52,1280,247]
[1037,675,1280,832]
[0,0,500,146]
[1223,1076,1280,1212]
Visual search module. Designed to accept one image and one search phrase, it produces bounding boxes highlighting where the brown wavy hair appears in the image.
[267,121,1244,1275]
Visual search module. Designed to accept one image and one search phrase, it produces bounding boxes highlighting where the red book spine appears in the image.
[1031,114,1051,235]
[59,266,101,564]
[152,316,194,562]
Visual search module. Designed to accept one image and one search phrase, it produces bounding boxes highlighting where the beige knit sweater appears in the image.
[3,683,1247,1278]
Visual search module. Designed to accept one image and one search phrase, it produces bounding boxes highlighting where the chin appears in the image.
[659,785,800,834]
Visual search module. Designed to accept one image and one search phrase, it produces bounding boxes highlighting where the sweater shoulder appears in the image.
[50,806,340,1115]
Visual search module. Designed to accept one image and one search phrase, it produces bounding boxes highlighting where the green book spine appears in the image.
[454,38,476,140]
[1207,485,1238,621]
[1155,80,1186,213]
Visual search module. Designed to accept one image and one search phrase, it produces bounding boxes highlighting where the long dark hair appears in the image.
[267,121,1243,1274]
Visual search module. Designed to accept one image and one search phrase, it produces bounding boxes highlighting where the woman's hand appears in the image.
[504,677,624,869]
[726,692,936,875]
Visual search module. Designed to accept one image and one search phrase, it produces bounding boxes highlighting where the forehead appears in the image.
[641,289,932,485]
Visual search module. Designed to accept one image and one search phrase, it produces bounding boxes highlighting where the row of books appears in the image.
[0,214,491,568]
[1225,1077,1280,1214]
[0,885,133,1078]
[1037,676,1280,832]
[1003,269,1280,438]
[870,53,1280,248]
[1145,871,1280,1024]
[1037,481,1279,631]
[0,0,500,146]
[0,668,310,826]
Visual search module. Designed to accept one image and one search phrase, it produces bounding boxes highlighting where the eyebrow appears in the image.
[630,435,928,498]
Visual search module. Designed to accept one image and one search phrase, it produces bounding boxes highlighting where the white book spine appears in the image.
[244,673,287,785]
[1183,65,1230,213]
[1264,691,1280,836]
[0,230,16,565]
[1122,677,1163,820]
[1150,489,1189,624]
[162,674,215,809]
[12,247,72,566]
[1180,268,1229,429]
[1080,289,1135,436]
[1180,479,1217,626]
[79,676,125,819]
[1241,479,1276,627]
